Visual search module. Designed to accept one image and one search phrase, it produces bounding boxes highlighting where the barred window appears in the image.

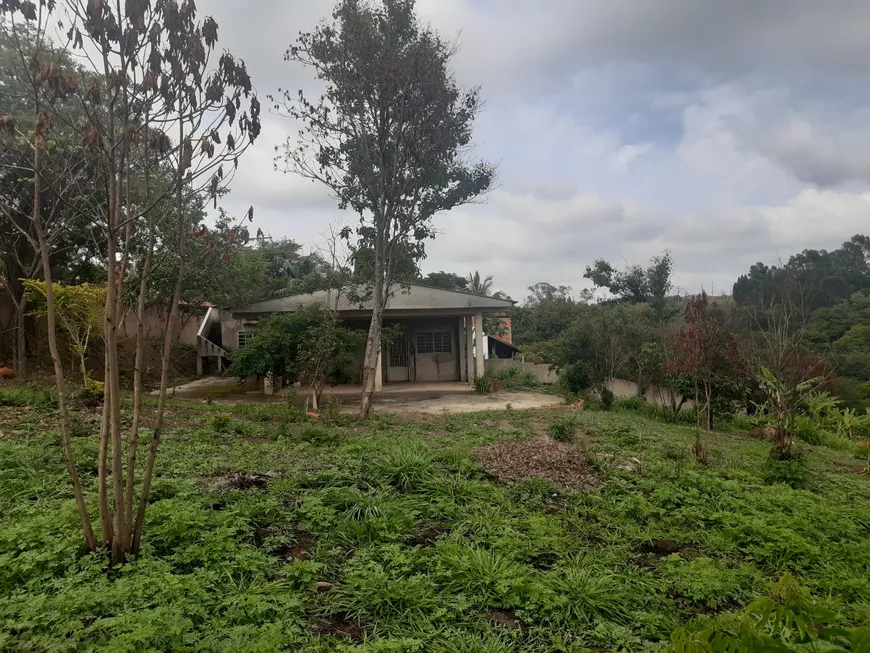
[238,331,253,350]
[416,331,451,354]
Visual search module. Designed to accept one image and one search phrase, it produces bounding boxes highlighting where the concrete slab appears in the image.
[155,377,563,413]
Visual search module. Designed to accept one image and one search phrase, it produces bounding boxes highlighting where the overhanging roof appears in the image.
[229,284,515,317]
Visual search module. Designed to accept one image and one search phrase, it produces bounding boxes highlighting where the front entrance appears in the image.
[387,336,410,382]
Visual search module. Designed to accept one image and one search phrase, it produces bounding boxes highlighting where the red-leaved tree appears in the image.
[668,292,743,458]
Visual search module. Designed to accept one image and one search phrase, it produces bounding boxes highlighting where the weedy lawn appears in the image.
[1,395,869,652]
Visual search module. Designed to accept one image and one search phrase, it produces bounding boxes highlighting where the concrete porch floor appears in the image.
[158,377,563,413]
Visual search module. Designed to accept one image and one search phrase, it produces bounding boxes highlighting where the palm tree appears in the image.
[467,270,494,296]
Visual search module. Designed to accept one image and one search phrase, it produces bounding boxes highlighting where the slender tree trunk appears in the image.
[105,179,126,566]
[132,158,187,556]
[15,296,26,379]
[32,139,97,550]
[125,210,156,549]
[359,241,386,419]
[359,301,384,419]
[97,358,112,547]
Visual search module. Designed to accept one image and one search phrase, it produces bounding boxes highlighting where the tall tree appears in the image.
[3,0,260,564]
[467,270,493,296]
[274,0,495,418]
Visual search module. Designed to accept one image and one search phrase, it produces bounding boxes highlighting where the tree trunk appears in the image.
[359,301,384,419]
[31,138,97,550]
[97,359,112,547]
[15,296,26,379]
[125,208,156,550]
[132,154,187,556]
[359,240,386,419]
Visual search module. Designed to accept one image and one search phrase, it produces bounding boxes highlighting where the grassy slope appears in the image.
[1,400,869,652]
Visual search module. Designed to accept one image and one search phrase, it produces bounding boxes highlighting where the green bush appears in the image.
[298,424,340,446]
[73,379,105,407]
[473,375,490,395]
[209,412,233,434]
[762,452,810,489]
[615,395,646,412]
[558,362,590,395]
[486,366,543,391]
[549,415,578,442]
[600,387,615,411]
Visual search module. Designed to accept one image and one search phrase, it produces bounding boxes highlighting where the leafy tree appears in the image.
[3,0,261,564]
[584,251,673,313]
[669,293,743,457]
[512,283,576,346]
[423,271,467,291]
[274,0,495,418]
[229,303,364,410]
[23,280,105,384]
[467,270,493,296]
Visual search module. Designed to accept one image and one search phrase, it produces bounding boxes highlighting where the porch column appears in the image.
[375,347,383,393]
[458,316,468,383]
[474,312,485,379]
[196,355,203,377]
[466,315,475,385]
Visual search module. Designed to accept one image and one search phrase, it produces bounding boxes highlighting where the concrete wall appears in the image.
[120,304,200,347]
[484,359,558,384]
[407,317,459,383]
[606,378,688,408]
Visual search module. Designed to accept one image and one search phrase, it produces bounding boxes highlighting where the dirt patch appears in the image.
[407,523,449,547]
[485,609,522,629]
[205,470,278,491]
[642,539,682,556]
[472,435,601,491]
[312,613,365,640]
[284,533,315,562]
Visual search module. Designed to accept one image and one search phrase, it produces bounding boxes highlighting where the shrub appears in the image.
[549,415,578,442]
[600,387,615,411]
[543,563,631,625]
[762,451,810,489]
[209,413,233,434]
[473,375,490,395]
[487,366,542,391]
[73,379,105,407]
[371,445,436,491]
[558,362,590,395]
[615,395,646,412]
[298,424,340,446]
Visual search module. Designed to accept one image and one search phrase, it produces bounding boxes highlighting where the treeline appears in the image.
[508,236,870,414]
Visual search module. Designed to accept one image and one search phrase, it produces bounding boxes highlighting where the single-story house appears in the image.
[195,284,515,390]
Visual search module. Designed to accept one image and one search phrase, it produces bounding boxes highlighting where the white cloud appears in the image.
[195,0,870,304]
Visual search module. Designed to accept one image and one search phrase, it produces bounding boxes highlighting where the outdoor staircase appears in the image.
[196,307,229,376]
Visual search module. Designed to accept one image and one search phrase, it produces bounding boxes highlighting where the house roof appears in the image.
[229,283,515,317]
[488,334,520,352]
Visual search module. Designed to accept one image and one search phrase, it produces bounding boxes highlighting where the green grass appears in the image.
[1,401,870,651]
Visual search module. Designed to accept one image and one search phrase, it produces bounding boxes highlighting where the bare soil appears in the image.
[472,435,602,491]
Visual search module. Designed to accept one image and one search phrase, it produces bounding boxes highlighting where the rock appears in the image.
[314,582,332,593]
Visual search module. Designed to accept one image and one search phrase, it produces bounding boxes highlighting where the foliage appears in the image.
[23,280,105,384]
[2,401,870,650]
[755,366,822,459]
[473,375,491,395]
[274,0,495,417]
[485,366,543,391]
[548,415,578,442]
[230,304,363,399]
[669,293,744,437]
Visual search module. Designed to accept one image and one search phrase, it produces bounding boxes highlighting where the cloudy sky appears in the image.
[206,0,870,301]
